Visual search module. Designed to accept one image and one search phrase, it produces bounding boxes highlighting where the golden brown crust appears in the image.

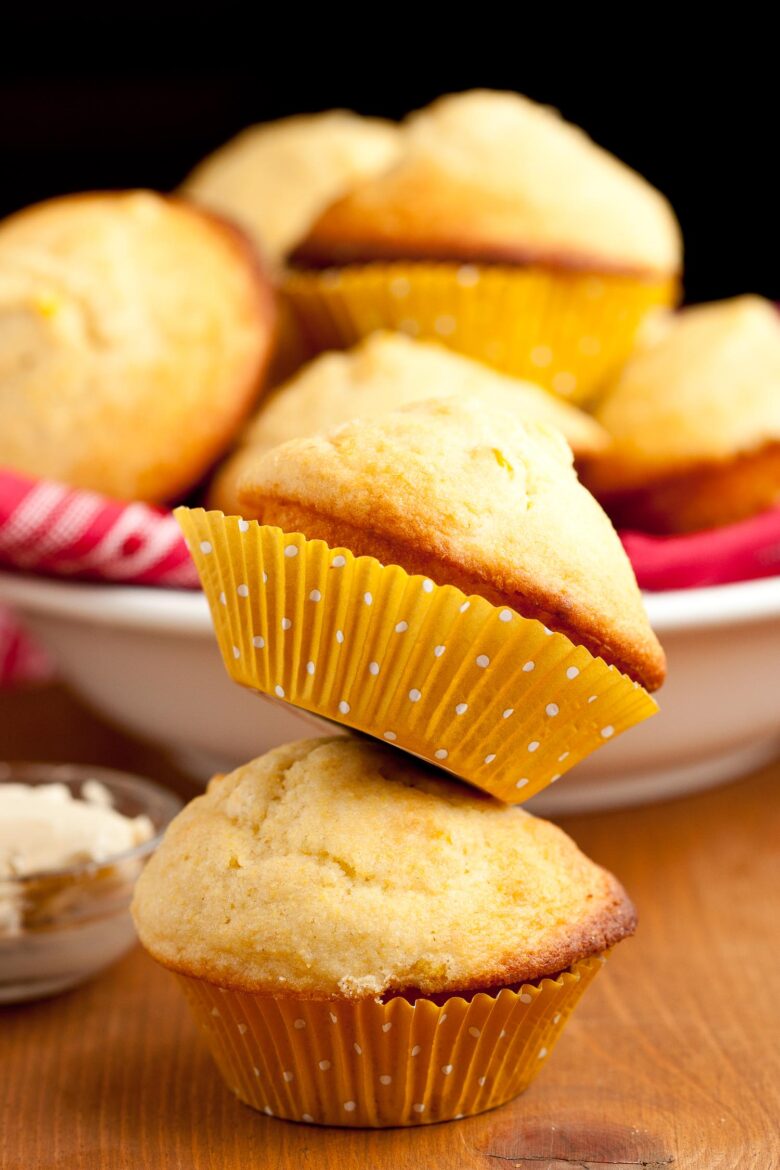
[0,190,277,503]
[590,441,780,534]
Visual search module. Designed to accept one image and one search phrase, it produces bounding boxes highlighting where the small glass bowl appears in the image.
[0,762,181,1003]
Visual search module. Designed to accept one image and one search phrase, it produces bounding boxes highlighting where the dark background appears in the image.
[1,19,775,304]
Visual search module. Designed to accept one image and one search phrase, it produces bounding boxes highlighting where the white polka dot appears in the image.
[422,578,435,593]
[283,1070,294,1082]
[499,1030,507,1038]
[478,1076,487,1086]
[559,752,570,762]
[566,666,580,679]
[413,1103,426,1114]
[588,694,598,703]
[551,774,561,783]
[262,572,268,584]
[339,700,351,715]
[382,1022,392,1032]
[459,601,470,613]
[530,345,552,367]
[516,778,529,789]
[319,1060,331,1071]
[199,541,212,554]
[281,617,292,631]
[379,1075,392,1085]
[332,555,346,568]
[343,1101,356,1112]
[434,749,448,760]
[411,1045,422,1056]
[476,654,490,668]
[293,1018,305,1029]
[336,629,345,644]
[399,317,420,336]
[601,725,615,738]
[302,1114,314,1123]
[384,731,397,742]
[306,661,316,676]
[309,589,321,602]
[552,371,577,396]
[237,519,249,532]
[438,1014,448,1025]
[553,1013,561,1024]
[469,1026,481,1038]
[435,314,456,336]
[499,609,513,622]
[523,660,535,672]
[253,635,265,649]
[219,592,227,606]
[546,703,559,717]
[264,1106,273,1116]
[353,1043,362,1055]
[528,741,540,752]
[284,544,298,558]
[503,708,514,719]
[232,646,241,659]
[210,1007,220,1017]
[368,661,380,676]
[329,1012,338,1024]
[455,703,468,715]
[456,264,480,287]
[237,584,249,598]
[363,592,373,605]
[484,753,496,765]
[395,621,408,633]
[253,1066,260,1076]
[441,1064,454,1076]
[434,644,446,657]
[520,993,532,1004]
[538,1047,548,1059]
[408,688,422,702]
[390,276,410,298]
[237,1023,247,1036]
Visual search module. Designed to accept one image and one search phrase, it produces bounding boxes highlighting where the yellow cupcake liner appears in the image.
[177,509,657,804]
[283,262,678,404]
[175,954,605,1127]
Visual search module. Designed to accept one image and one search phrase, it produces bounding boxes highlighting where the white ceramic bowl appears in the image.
[1,572,778,813]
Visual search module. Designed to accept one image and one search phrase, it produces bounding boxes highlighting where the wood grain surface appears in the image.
[1,684,779,1170]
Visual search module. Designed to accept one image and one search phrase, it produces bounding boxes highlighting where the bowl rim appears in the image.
[0,762,182,884]
[1,569,779,635]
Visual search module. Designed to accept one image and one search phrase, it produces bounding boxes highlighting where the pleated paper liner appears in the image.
[177,509,657,804]
[282,262,678,405]
[175,953,604,1128]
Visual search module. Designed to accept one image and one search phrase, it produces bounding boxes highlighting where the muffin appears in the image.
[285,90,682,401]
[180,112,402,268]
[0,191,275,503]
[177,398,661,803]
[582,296,780,533]
[209,331,611,515]
[132,736,636,1126]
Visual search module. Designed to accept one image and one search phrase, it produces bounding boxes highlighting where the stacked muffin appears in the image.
[134,375,664,1124]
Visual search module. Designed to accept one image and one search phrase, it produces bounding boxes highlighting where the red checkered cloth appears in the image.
[1,468,779,687]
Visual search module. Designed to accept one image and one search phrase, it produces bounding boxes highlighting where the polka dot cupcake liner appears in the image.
[176,509,657,804]
[174,954,605,1127]
[282,262,678,404]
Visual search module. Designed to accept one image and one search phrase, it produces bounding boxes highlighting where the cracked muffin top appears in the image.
[131,737,636,998]
[209,331,610,515]
[235,396,665,690]
[293,90,681,278]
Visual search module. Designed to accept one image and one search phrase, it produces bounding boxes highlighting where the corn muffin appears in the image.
[583,296,780,532]
[235,397,665,690]
[132,737,634,1125]
[210,331,610,514]
[181,111,402,267]
[285,91,681,399]
[0,191,275,502]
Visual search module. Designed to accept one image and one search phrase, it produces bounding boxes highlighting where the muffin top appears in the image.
[237,397,665,689]
[293,90,681,277]
[181,111,402,266]
[132,737,635,998]
[0,191,273,502]
[210,332,609,513]
[587,296,780,494]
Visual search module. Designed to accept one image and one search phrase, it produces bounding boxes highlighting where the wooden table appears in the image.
[1,684,779,1170]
